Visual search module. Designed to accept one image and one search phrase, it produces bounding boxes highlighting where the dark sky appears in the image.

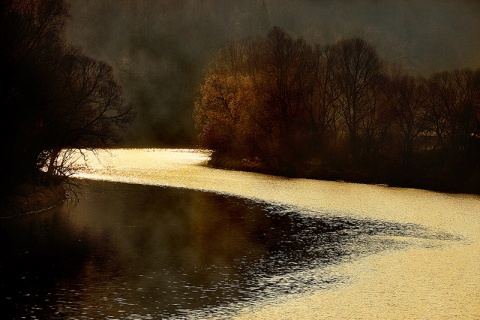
[66,0,480,147]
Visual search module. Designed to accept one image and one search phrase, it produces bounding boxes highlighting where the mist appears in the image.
[65,0,480,147]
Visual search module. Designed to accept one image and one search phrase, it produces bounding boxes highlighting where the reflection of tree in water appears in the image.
[0,209,97,319]
[0,181,457,318]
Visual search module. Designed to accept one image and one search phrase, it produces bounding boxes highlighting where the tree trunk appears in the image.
[46,147,61,185]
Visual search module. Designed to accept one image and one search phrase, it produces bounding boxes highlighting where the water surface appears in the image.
[2,180,452,319]
[2,149,479,319]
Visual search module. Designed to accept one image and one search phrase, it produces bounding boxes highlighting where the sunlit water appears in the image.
[1,149,479,319]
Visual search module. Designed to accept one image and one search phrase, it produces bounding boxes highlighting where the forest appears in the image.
[194,27,480,192]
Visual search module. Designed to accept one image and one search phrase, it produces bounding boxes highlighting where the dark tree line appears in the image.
[1,0,134,196]
[194,27,480,192]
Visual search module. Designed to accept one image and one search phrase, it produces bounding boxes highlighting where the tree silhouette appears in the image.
[1,0,134,192]
[387,68,426,169]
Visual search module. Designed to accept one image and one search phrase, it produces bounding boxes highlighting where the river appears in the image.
[1,148,479,319]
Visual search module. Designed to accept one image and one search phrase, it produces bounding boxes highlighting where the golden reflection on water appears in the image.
[73,148,480,319]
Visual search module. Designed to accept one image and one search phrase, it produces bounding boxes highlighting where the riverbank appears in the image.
[207,153,480,195]
[0,182,67,217]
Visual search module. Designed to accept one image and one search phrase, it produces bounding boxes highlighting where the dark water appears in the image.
[0,180,450,319]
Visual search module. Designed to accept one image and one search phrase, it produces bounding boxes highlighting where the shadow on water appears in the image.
[0,180,458,319]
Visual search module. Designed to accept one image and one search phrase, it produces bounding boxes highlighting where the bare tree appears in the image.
[41,50,134,181]
[1,0,134,189]
[387,67,426,168]
[423,70,477,154]
[331,37,384,159]
[306,44,340,155]
[255,27,316,166]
